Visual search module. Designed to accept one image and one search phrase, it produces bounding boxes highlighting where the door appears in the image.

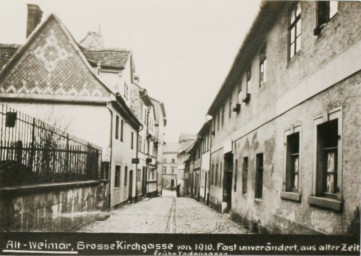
[171,179,174,188]
[128,170,133,200]
[223,153,233,211]
[142,167,147,196]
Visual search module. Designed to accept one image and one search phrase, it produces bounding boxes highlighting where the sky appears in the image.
[0,0,262,142]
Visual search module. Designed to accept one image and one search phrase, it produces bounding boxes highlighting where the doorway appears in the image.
[171,179,175,188]
[142,167,147,196]
[223,152,233,212]
[129,170,133,201]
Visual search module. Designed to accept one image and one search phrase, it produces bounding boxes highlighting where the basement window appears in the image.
[255,153,264,199]
[314,1,338,35]
[289,2,301,60]
[242,157,248,194]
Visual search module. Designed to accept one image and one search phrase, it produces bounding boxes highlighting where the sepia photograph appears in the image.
[0,0,360,255]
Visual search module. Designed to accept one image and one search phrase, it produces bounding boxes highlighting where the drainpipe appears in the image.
[136,124,143,202]
[106,103,113,210]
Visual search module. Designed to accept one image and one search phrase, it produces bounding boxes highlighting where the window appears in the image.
[124,166,128,186]
[242,157,248,194]
[217,112,220,131]
[234,159,238,192]
[238,83,242,103]
[221,105,225,127]
[115,116,119,140]
[172,158,175,163]
[255,154,264,199]
[289,2,301,60]
[317,119,338,196]
[260,45,267,86]
[171,168,174,174]
[131,132,134,150]
[120,119,124,142]
[115,165,121,188]
[247,69,251,94]
[219,162,223,187]
[229,96,232,119]
[309,110,342,211]
[211,164,214,185]
[215,164,218,186]
[285,132,300,192]
[163,167,166,174]
[315,1,338,35]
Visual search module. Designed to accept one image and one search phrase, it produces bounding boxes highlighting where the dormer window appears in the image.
[314,1,338,35]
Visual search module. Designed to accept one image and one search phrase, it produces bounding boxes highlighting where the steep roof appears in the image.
[0,13,141,129]
[0,44,20,71]
[179,133,196,143]
[80,47,131,69]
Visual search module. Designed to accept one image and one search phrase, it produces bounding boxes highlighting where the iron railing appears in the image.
[0,105,102,186]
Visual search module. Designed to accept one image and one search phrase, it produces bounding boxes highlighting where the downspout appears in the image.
[208,121,213,206]
[106,103,113,210]
[136,124,143,201]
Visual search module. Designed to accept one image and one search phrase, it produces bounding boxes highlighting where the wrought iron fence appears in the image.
[0,105,102,187]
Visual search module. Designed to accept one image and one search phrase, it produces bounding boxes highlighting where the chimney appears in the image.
[26,4,43,38]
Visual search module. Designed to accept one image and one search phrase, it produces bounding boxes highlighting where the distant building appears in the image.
[162,142,179,190]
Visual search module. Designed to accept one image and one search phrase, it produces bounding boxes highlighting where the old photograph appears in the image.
[0,0,360,255]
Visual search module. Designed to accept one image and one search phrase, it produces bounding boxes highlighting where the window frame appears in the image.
[259,44,267,87]
[281,125,302,202]
[255,153,264,200]
[288,2,302,60]
[124,166,128,186]
[309,108,342,211]
[114,165,121,188]
[115,115,119,140]
[314,1,338,35]
[120,119,124,142]
[242,157,248,195]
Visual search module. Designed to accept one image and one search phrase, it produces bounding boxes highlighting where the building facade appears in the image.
[188,1,361,234]
[162,142,179,190]
[0,5,166,208]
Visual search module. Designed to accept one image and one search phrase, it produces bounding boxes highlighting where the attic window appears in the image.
[314,1,338,35]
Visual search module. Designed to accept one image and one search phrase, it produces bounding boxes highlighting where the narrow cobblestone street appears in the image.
[79,190,252,233]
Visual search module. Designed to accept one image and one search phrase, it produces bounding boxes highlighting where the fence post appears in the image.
[29,119,36,172]
[15,140,23,164]
[65,134,69,175]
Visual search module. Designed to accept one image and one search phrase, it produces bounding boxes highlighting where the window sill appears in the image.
[281,191,301,202]
[308,196,342,211]
[254,198,262,203]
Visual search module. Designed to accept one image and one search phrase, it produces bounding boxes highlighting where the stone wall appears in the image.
[0,180,109,232]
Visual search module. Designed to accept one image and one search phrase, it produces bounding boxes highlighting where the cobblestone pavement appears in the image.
[79,190,252,233]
